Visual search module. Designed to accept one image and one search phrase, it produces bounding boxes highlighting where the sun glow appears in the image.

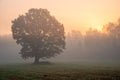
[91,24,103,31]
[87,16,107,32]
[87,23,103,32]
[0,0,120,35]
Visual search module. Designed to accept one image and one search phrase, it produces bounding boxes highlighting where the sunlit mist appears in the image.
[1,1,120,79]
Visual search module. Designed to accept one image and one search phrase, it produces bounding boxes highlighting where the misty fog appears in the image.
[1,19,120,64]
[55,30,120,63]
[1,26,120,64]
[0,35,23,64]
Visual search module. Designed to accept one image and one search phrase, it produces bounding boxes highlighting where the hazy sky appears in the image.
[0,0,120,35]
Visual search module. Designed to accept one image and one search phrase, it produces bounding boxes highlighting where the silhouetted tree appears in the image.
[11,8,65,64]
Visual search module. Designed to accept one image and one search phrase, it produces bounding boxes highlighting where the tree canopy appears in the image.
[11,8,65,63]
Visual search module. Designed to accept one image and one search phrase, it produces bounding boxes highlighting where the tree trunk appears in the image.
[34,55,39,64]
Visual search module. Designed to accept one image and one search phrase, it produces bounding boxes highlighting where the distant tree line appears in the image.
[66,18,120,61]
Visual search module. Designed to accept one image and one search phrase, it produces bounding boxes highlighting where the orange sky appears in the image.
[0,0,120,35]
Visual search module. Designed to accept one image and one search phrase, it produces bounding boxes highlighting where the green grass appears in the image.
[0,62,120,80]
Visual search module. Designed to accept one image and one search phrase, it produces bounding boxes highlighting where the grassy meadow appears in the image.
[0,62,120,80]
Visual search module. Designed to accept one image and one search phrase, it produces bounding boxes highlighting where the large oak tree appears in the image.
[11,8,65,64]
